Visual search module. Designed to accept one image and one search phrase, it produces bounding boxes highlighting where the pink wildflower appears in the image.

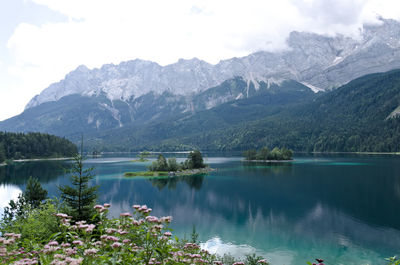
[64,248,77,256]
[111,242,122,248]
[106,236,119,242]
[117,229,128,235]
[72,240,83,246]
[161,216,172,223]
[79,224,89,229]
[139,205,148,211]
[106,228,116,234]
[146,216,159,223]
[86,224,96,233]
[84,248,98,256]
[120,212,132,217]
[65,257,83,265]
[55,213,68,218]
[48,241,58,246]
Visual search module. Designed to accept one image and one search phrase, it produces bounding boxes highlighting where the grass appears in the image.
[124,171,169,177]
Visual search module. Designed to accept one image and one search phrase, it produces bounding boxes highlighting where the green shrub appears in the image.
[0,199,62,244]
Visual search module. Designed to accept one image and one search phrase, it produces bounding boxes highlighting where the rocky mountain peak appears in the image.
[25,18,400,109]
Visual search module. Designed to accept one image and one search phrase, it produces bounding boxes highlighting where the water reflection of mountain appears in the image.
[0,161,71,185]
[149,175,204,190]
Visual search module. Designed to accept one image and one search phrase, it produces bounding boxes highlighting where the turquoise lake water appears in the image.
[1,153,400,265]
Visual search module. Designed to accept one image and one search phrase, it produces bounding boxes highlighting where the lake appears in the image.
[1,153,400,265]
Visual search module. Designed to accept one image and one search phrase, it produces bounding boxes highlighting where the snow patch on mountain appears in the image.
[301,82,324,93]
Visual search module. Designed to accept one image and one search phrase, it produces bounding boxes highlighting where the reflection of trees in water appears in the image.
[0,161,71,185]
[241,161,293,175]
[149,175,204,191]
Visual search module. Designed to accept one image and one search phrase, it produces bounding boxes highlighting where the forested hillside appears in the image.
[85,69,400,152]
[84,80,317,151]
[0,132,77,163]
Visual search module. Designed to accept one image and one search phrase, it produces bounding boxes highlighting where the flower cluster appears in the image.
[0,203,270,265]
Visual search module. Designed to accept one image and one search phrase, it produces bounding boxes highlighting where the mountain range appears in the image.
[1,18,400,152]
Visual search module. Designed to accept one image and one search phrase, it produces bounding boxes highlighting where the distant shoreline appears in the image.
[303,151,400,155]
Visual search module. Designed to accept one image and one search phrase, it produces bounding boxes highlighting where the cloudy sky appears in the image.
[1,0,400,121]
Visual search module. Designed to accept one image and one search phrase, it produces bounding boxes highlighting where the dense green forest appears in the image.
[0,132,77,163]
[85,69,400,153]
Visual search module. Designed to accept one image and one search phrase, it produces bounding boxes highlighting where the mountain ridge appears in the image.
[90,69,400,152]
[26,18,400,111]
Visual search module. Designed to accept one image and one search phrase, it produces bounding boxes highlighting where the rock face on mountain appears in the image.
[26,18,400,110]
[2,18,400,143]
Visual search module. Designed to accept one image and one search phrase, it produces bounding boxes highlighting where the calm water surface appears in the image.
[1,153,400,265]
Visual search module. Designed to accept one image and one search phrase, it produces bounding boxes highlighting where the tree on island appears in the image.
[59,140,98,222]
[183,150,206,169]
[148,150,206,172]
[148,154,169,171]
[243,147,293,161]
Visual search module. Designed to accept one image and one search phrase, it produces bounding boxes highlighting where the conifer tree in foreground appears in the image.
[24,176,48,208]
[59,137,98,222]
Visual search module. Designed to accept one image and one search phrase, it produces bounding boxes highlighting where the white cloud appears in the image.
[1,0,400,121]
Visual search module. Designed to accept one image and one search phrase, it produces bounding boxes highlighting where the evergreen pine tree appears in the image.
[59,138,98,222]
[24,176,47,208]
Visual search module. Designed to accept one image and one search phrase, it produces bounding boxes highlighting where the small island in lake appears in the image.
[125,150,214,177]
[243,147,293,161]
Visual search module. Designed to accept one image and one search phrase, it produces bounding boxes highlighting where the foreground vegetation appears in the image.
[242,147,293,161]
[0,132,77,164]
[1,198,269,264]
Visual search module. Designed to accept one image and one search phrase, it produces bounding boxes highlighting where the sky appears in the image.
[1,0,400,121]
